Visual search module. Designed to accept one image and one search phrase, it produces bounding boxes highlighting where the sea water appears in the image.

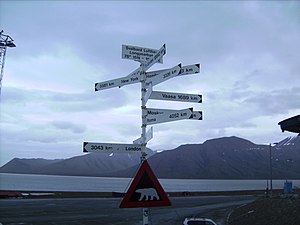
[1,173,299,193]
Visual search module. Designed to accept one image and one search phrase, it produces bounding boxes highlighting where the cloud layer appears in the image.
[1,1,299,165]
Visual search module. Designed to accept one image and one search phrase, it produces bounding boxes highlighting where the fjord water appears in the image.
[1,173,299,192]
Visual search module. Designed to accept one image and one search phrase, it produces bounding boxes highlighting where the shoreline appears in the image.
[0,189,284,199]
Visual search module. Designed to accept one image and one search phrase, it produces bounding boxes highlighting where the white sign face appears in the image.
[146,64,200,83]
[145,64,181,87]
[83,142,142,153]
[145,107,193,125]
[190,111,203,120]
[95,67,141,91]
[149,91,202,103]
[122,45,163,64]
[133,127,154,144]
[179,64,200,76]
[143,44,166,71]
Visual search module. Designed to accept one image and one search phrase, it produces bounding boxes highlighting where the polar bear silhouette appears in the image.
[135,188,159,201]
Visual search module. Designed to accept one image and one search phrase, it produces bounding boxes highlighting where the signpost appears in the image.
[84,43,202,225]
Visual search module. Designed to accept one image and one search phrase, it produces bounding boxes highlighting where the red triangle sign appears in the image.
[120,160,171,208]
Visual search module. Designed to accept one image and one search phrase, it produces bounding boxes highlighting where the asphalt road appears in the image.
[0,195,255,225]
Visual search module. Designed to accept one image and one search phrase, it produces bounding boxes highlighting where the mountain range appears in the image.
[1,136,300,179]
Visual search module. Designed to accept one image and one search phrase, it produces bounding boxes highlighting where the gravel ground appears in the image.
[227,196,300,225]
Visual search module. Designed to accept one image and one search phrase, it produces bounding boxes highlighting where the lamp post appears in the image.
[269,142,278,197]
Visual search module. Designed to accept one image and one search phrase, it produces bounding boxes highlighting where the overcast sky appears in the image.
[0,1,299,166]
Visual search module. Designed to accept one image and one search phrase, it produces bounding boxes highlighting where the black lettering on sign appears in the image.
[99,83,108,88]
[91,145,104,150]
[178,95,189,100]
[181,112,187,117]
[169,113,179,119]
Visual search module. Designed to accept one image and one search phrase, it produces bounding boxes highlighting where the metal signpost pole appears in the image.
[140,62,149,225]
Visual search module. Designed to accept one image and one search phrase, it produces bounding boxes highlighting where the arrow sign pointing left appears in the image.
[83,142,142,153]
[95,67,141,91]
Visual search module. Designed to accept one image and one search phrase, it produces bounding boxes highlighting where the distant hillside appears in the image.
[1,136,300,179]
[0,149,153,177]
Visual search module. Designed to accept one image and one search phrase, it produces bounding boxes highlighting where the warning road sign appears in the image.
[119,160,171,208]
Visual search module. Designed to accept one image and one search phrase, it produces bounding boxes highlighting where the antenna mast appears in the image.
[0,30,16,96]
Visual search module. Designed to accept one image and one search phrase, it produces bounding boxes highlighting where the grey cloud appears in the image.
[244,87,300,115]
[51,121,86,134]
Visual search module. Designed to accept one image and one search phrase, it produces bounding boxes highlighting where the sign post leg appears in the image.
[143,208,149,225]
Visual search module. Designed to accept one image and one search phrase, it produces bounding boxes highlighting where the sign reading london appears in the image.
[83,142,142,153]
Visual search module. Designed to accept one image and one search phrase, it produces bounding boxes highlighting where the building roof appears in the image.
[278,114,300,133]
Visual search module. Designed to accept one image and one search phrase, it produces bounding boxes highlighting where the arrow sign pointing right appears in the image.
[145,107,193,125]
[191,111,203,120]
[149,91,202,103]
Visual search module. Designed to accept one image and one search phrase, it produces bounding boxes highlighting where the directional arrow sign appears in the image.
[95,67,141,91]
[83,142,142,153]
[149,91,202,103]
[145,107,193,125]
[145,64,181,87]
[146,64,200,83]
[179,64,200,76]
[191,111,203,120]
[122,44,163,64]
[143,44,166,71]
[133,127,154,144]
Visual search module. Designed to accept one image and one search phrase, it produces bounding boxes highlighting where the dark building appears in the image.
[278,114,300,134]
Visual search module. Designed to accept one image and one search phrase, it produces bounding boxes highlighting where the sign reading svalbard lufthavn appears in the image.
[122,44,163,64]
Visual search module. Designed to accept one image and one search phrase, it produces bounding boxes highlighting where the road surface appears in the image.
[0,195,255,225]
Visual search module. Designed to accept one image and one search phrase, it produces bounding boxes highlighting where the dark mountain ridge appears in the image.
[1,136,300,179]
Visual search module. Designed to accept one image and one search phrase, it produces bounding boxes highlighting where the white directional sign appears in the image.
[95,67,141,91]
[149,91,202,103]
[122,44,163,64]
[145,107,193,125]
[146,64,200,81]
[145,64,182,87]
[178,64,200,76]
[143,44,166,71]
[83,142,142,153]
[190,111,203,120]
[133,127,154,144]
